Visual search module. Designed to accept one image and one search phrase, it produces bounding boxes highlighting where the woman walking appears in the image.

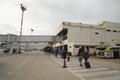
[78,47,84,66]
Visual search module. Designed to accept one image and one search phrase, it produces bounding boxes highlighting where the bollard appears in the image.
[62,59,67,68]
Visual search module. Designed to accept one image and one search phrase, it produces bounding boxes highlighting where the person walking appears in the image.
[60,49,64,58]
[78,47,84,66]
[55,48,59,57]
[83,49,89,62]
[83,48,91,68]
[62,49,67,68]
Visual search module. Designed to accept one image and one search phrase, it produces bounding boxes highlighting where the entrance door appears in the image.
[64,45,68,52]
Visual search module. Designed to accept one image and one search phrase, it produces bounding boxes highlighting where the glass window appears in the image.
[74,45,79,48]
[95,32,99,34]
[113,30,117,32]
[106,29,111,32]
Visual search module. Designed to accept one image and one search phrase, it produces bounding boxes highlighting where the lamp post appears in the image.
[20,4,26,36]
[18,4,26,53]
[31,28,34,35]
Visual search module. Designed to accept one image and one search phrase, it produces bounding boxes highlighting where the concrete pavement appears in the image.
[50,53,120,80]
[23,51,80,80]
[0,50,80,80]
[0,50,120,80]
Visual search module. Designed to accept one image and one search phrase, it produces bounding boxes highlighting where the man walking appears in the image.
[55,48,59,57]
[78,47,84,66]
[60,49,64,58]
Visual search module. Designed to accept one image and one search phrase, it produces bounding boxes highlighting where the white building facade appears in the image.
[54,21,120,55]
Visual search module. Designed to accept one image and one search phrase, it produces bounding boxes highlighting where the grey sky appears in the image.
[0,0,120,35]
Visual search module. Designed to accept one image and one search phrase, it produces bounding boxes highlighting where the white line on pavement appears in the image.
[7,71,13,75]
[66,68,85,80]
[72,67,109,73]
[77,70,120,77]
[14,58,29,71]
[92,76,120,80]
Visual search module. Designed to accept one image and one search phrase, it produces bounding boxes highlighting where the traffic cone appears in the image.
[62,59,67,68]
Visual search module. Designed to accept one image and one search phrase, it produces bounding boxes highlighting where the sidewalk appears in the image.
[23,51,80,80]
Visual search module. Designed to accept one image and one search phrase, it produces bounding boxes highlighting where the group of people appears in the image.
[78,47,90,67]
[54,47,90,68]
[55,48,67,59]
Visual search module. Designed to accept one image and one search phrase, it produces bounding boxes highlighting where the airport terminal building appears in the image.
[0,21,120,55]
[53,21,120,55]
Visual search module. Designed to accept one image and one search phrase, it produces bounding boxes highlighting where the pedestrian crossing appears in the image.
[50,56,120,80]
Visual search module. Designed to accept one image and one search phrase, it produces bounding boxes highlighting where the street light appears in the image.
[31,28,34,35]
[18,4,26,53]
[20,4,26,36]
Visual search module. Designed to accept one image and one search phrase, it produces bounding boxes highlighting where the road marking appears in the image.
[92,76,120,80]
[67,68,85,80]
[67,64,77,67]
[72,67,109,73]
[52,58,63,65]
[7,71,13,75]
[69,66,83,69]
[23,58,29,64]
[51,56,86,80]
[14,58,29,71]
[14,65,21,70]
[51,55,120,80]
[76,70,120,77]
[17,64,22,68]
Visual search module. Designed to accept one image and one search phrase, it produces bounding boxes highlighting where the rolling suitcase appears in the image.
[84,61,91,68]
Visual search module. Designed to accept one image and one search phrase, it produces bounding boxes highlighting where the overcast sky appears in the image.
[0,0,120,35]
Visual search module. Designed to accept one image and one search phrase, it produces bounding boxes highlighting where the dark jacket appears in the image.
[78,48,84,56]
[63,50,67,59]
[84,51,89,60]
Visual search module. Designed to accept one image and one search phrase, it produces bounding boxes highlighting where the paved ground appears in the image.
[0,50,80,80]
[0,50,120,80]
[51,54,120,80]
